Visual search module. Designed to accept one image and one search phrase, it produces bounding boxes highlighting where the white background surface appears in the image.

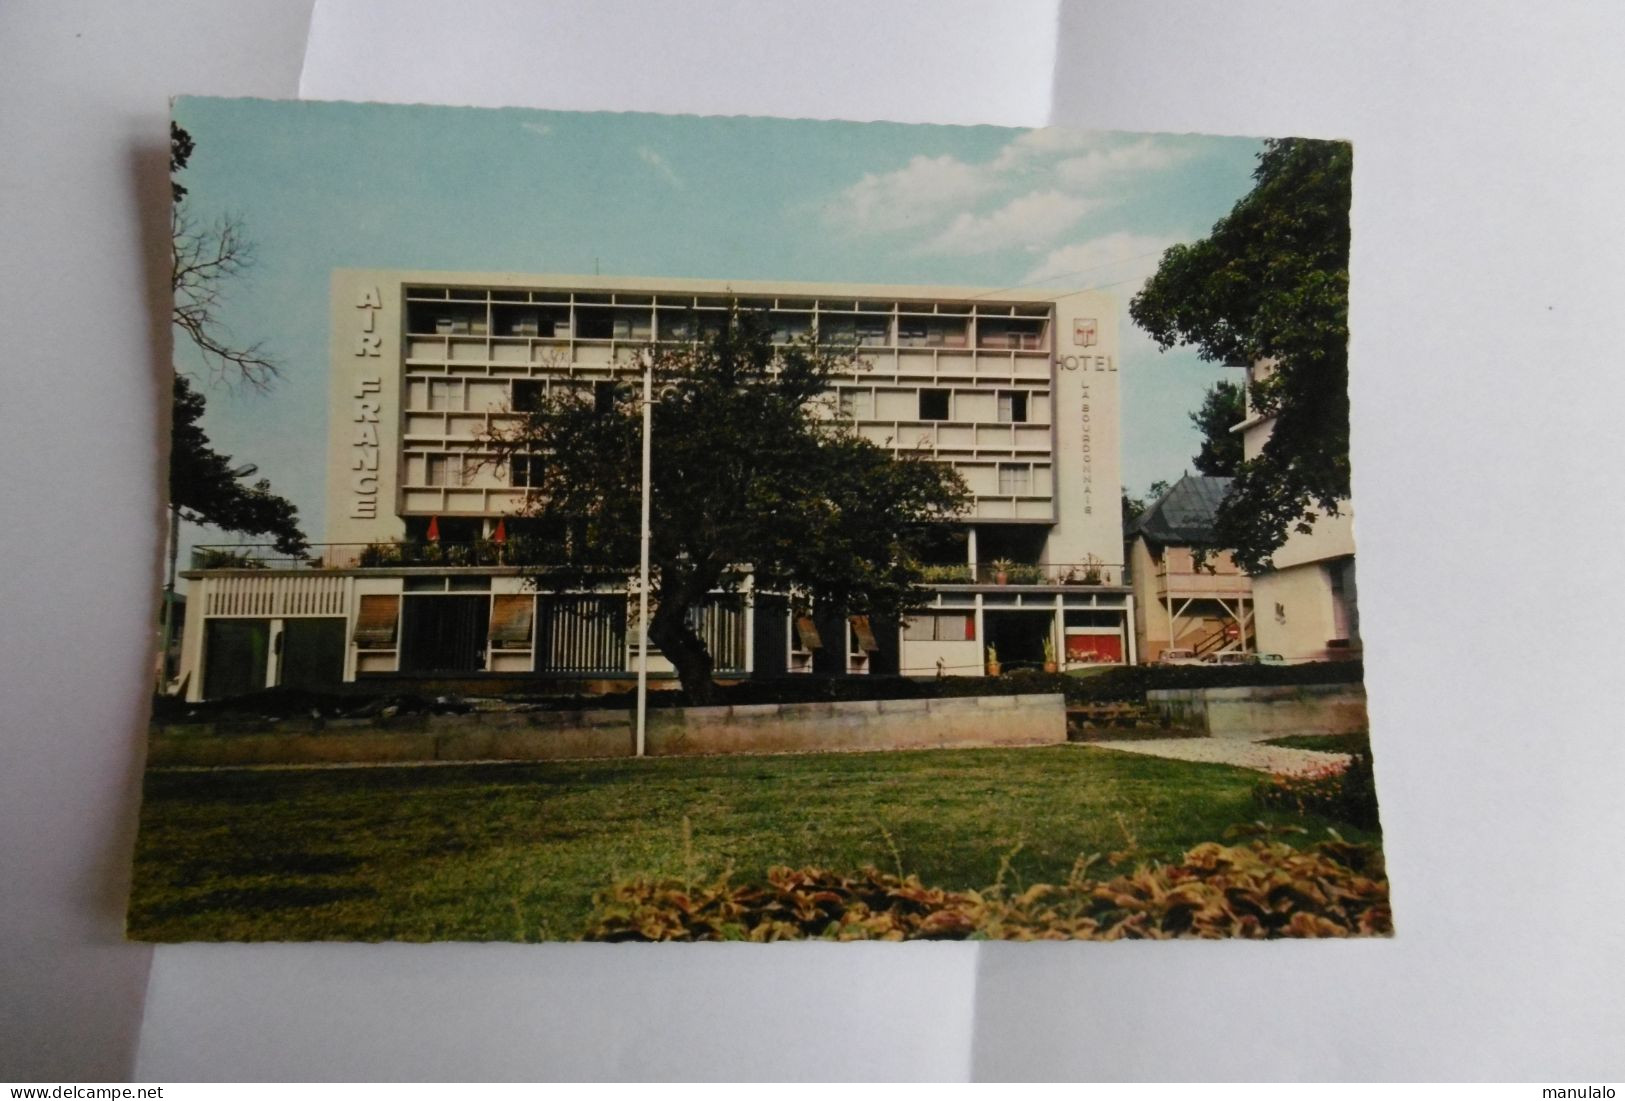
[3,0,1624,1082]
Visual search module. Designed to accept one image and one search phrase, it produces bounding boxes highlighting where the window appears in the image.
[838,389,873,421]
[512,379,545,412]
[426,455,464,487]
[593,380,618,415]
[903,614,975,642]
[919,389,950,420]
[428,379,460,412]
[997,463,1031,495]
[997,390,1028,423]
[510,454,542,488]
[856,318,890,347]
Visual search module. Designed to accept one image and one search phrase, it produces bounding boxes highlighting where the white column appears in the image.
[1125,594,1138,665]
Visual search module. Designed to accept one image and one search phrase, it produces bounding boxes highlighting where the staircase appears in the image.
[1190,623,1231,656]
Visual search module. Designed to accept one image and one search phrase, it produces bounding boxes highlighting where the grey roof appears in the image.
[1132,474,1233,547]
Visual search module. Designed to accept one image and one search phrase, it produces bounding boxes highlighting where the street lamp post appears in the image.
[635,357,653,757]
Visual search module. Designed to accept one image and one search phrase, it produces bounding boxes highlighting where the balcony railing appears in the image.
[916,561,1128,587]
[1153,563,1251,597]
[189,541,553,572]
[189,545,1131,587]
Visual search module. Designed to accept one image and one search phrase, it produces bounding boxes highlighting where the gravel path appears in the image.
[1085,736,1350,774]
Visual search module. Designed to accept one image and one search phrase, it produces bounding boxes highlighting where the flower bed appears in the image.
[585,833,1391,941]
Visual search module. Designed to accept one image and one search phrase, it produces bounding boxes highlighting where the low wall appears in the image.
[1145,683,1367,738]
[147,694,1065,767]
[646,694,1064,757]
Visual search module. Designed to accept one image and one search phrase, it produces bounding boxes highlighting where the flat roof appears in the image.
[336,268,1100,307]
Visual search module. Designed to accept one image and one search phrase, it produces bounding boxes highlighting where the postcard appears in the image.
[131,97,1381,941]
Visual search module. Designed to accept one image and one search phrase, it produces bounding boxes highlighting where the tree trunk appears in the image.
[647,602,717,705]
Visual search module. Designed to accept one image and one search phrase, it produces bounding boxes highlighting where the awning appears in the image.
[849,614,880,653]
[353,593,400,648]
[490,593,535,647]
[794,616,822,651]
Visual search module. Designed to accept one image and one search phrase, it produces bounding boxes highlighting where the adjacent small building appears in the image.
[1126,474,1254,663]
[173,271,1136,700]
[1234,360,1360,662]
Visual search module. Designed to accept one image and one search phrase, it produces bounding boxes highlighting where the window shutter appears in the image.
[353,594,400,648]
[794,616,822,651]
[850,615,879,653]
[490,594,535,648]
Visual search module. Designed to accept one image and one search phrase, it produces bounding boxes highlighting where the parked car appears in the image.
[1255,652,1288,665]
[1199,650,1255,666]
[1157,649,1202,666]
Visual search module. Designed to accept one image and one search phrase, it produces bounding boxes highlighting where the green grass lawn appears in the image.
[128,745,1381,942]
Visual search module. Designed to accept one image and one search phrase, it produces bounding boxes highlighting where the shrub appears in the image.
[584,835,1391,941]
[1254,750,1380,831]
[192,548,268,570]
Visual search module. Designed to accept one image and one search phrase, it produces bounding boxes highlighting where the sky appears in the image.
[172,96,1265,552]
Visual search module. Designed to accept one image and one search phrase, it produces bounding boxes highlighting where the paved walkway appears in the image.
[1085,734,1350,774]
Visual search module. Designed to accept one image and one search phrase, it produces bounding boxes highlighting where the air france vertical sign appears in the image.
[351,284,383,520]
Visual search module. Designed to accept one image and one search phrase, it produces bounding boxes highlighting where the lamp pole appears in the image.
[635,356,653,757]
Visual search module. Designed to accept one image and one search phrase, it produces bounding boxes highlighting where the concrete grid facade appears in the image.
[176,271,1133,700]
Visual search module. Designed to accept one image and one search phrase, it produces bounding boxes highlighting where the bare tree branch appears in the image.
[170,206,280,390]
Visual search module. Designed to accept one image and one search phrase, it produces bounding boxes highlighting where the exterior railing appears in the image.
[190,541,557,572]
[917,561,1128,587]
[189,545,1131,587]
[1153,563,1251,596]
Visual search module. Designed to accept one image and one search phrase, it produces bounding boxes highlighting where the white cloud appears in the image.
[1024,231,1191,362]
[825,154,998,234]
[989,127,1104,172]
[921,190,1101,255]
[637,147,682,189]
[1022,230,1180,289]
[1055,137,1193,189]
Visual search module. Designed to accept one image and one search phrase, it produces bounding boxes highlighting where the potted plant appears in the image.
[985,645,1001,677]
[1042,635,1059,674]
[990,558,1013,585]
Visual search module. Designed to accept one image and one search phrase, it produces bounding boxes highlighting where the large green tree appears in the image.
[1131,137,1351,571]
[169,374,306,555]
[1188,379,1245,477]
[481,309,970,702]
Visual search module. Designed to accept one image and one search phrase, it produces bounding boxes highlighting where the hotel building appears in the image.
[174,271,1133,700]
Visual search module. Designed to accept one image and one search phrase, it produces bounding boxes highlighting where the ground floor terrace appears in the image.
[172,557,1135,701]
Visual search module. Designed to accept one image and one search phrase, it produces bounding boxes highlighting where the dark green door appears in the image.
[203,618,270,700]
[280,617,347,691]
[400,595,490,673]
